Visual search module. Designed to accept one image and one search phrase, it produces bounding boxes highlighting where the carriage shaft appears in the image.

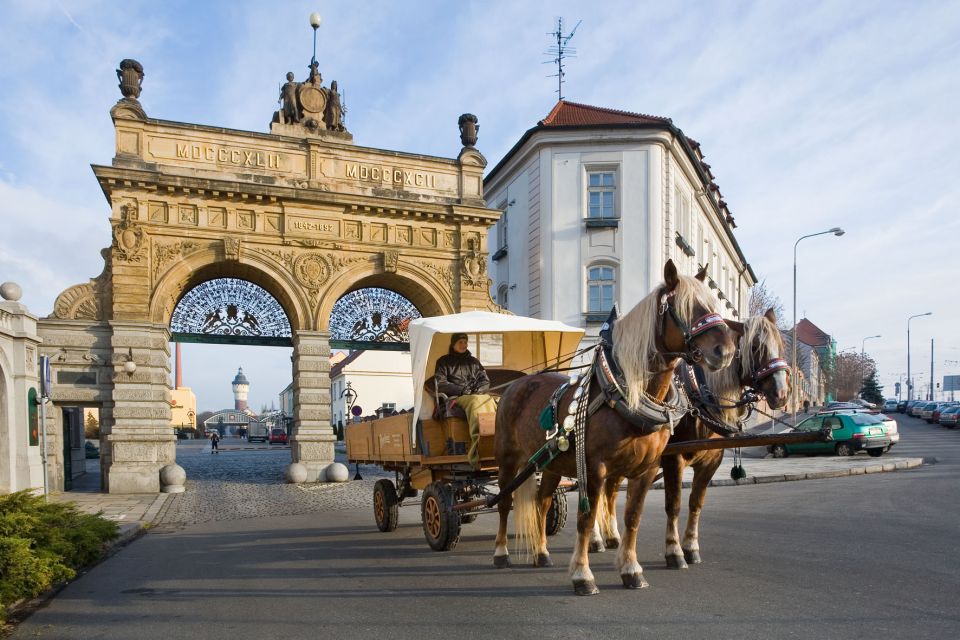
[661,427,831,456]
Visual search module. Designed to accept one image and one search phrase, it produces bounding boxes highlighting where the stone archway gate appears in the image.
[37,59,499,493]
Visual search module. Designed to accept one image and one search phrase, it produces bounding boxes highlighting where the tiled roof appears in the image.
[539,100,671,127]
[795,318,832,347]
[330,350,365,378]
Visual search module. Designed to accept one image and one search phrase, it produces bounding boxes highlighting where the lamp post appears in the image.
[907,312,932,400]
[309,12,322,65]
[340,381,358,424]
[792,227,845,425]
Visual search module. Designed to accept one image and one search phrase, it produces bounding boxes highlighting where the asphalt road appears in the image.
[9,413,958,640]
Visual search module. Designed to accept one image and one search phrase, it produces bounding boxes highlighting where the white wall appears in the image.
[330,351,413,424]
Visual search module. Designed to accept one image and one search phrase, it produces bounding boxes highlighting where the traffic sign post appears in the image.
[38,355,51,499]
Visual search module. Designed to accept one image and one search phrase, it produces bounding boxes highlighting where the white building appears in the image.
[329,350,413,429]
[484,101,756,342]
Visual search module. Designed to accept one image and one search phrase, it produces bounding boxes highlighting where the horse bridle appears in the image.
[658,289,726,364]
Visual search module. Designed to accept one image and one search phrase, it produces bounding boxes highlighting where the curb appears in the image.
[652,457,924,489]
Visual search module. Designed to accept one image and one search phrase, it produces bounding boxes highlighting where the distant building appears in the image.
[484,100,755,348]
[329,350,413,429]
[787,318,836,406]
[202,409,265,437]
[231,367,250,411]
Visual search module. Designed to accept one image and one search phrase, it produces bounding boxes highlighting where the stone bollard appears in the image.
[159,463,186,493]
[324,462,349,483]
[285,462,308,483]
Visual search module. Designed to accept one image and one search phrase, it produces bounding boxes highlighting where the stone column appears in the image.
[104,321,174,493]
[288,330,334,482]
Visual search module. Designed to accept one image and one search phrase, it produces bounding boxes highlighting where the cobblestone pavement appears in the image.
[157,440,393,527]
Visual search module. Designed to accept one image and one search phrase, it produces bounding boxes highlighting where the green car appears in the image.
[769,412,891,458]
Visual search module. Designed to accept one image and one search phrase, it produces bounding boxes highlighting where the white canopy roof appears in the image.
[409,311,585,432]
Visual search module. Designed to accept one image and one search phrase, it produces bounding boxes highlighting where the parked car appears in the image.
[939,405,960,428]
[882,399,898,413]
[85,441,100,459]
[931,402,958,424]
[909,401,928,417]
[768,412,891,458]
[269,428,288,445]
[826,401,861,411]
[920,402,945,423]
[876,413,899,448]
[896,400,908,413]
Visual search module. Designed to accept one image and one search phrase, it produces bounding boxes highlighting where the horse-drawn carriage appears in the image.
[345,310,586,550]
[347,261,830,594]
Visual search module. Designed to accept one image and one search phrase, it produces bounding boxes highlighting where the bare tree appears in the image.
[749,279,786,327]
[829,352,877,400]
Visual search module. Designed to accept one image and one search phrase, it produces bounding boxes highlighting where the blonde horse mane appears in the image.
[705,314,785,422]
[612,274,720,411]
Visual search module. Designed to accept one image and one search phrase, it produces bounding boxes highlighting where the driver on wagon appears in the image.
[434,333,497,466]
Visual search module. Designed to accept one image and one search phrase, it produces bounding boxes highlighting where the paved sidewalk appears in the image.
[50,450,924,541]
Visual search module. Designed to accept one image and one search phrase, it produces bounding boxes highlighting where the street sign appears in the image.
[351,405,363,417]
[944,375,960,392]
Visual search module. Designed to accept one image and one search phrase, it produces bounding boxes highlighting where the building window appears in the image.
[587,265,616,314]
[587,171,616,219]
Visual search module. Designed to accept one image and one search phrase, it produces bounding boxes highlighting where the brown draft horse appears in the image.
[660,308,791,569]
[493,260,736,595]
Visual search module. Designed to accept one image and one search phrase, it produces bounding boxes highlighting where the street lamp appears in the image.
[309,12,322,65]
[340,381,358,424]
[907,312,932,400]
[860,335,881,397]
[792,227,845,425]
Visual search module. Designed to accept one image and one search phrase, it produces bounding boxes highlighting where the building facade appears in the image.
[329,350,413,429]
[484,101,755,342]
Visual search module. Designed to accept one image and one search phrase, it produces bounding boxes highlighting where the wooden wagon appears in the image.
[345,311,585,551]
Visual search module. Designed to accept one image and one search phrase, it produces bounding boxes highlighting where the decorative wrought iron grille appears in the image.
[171,278,291,338]
[330,288,421,343]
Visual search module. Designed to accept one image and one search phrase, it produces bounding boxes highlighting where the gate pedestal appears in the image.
[288,330,335,482]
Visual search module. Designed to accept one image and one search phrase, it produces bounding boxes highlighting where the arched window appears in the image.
[587,265,616,314]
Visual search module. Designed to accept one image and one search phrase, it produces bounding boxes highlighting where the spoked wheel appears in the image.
[835,442,854,457]
[373,479,399,532]
[770,444,788,458]
[545,488,568,536]
[421,482,461,551]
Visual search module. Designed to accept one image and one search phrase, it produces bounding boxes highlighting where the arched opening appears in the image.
[165,276,295,471]
[329,287,421,350]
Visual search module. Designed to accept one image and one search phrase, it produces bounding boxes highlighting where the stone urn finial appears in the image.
[117,59,144,99]
[458,113,479,147]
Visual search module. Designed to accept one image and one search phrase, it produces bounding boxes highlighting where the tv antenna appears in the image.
[544,17,581,100]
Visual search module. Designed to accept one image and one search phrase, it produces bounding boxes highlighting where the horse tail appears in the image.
[594,486,610,537]
[512,475,540,560]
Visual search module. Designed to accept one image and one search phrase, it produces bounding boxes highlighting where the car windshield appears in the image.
[943,406,960,414]
[850,414,885,425]
[271,429,284,435]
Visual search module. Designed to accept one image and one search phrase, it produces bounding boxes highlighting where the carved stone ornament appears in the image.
[153,240,203,282]
[293,253,331,289]
[224,237,241,262]
[458,113,479,147]
[52,283,101,320]
[111,59,146,119]
[382,250,399,273]
[112,205,146,262]
[461,239,487,288]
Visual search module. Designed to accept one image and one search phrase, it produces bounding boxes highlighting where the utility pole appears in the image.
[930,338,934,401]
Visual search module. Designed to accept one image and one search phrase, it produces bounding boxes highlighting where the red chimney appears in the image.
[175,342,182,389]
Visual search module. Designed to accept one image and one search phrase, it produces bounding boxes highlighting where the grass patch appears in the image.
[0,491,118,621]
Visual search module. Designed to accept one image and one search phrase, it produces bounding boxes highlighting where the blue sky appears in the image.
[2,0,959,410]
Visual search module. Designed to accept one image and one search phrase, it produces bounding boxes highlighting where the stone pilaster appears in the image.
[104,321,174,493]
[288,330,334,482]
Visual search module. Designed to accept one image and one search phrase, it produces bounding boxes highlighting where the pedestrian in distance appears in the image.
[210,431,220,455]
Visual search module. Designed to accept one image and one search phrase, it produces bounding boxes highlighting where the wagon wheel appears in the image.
[373,479,399,532]
[460,514,478,524]
[421,482,461,551]
[545,487,568,536]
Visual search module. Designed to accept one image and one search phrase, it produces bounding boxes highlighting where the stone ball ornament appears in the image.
[324,462,350,483]
[0,282,22,301]
[285,462,308,484]
[159,463,186,493]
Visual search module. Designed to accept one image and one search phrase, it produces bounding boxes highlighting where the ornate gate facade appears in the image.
[37,58,498,493]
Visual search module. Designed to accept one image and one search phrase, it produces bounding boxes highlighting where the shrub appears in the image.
[0,491,118,621]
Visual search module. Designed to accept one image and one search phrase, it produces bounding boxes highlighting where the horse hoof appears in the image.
[683,550,702,565]
[534,553,553,568]
[605,538,620,550]
[621,572,649,589]
[665,555,688,570]
[588,540,606,553]
[573,580,600,596]
[493,555,511,569]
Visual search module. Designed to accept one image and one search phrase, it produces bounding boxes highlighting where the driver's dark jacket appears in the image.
[434,349,490,398]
